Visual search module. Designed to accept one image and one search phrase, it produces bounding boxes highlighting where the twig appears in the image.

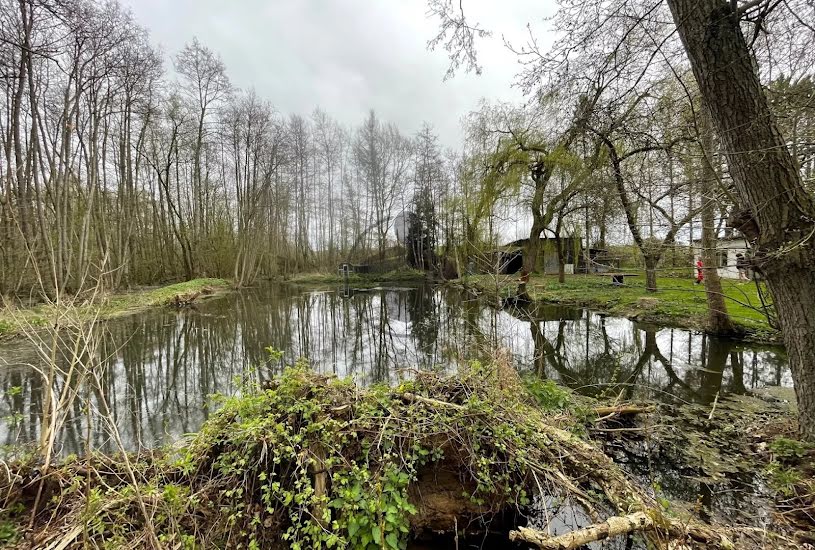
[708,392,720,420]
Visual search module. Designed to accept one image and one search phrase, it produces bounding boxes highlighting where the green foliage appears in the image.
[0,503,23,544]
[0,520,18,544]
[765,437,811,498]
[523,377,572,411]
[330,463,415,549]
[264,345,285,362]
[173,364,571,547]
[768,437,811,461]
[176,366,437,548]
[5,363,624,548]
[766,462,802,497]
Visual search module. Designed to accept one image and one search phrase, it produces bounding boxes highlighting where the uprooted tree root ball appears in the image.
[0,364,807,549]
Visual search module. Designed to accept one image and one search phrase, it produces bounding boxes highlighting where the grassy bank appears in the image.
[283,268,428,287]
[0,365,807,549]
[0,278,231,338]
[456,273,779,341]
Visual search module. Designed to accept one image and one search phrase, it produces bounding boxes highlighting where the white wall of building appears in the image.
[693,238,750,279]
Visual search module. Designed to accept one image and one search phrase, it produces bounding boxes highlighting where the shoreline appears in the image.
[0,278,232,340]
[276,268,429,287]
[0,273,783,346]
[449,273,783,345]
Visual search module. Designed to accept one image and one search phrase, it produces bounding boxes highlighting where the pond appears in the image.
[0,283,789,457]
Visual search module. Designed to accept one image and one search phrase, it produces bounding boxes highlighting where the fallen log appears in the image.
[592,404,655,416]
[509,511,735,550]
[509,511,654,549]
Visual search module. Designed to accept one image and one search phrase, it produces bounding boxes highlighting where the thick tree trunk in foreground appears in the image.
[668,0,815,440]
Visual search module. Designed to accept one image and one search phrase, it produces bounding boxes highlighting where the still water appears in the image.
[0,283,789,457]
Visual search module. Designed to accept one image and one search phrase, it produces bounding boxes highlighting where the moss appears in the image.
[0,278,231,339]
[98,277,231,313]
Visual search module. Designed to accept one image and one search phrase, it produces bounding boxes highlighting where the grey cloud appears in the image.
[122,0,548,145]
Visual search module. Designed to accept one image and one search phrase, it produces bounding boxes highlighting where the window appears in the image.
[717,250,728,268]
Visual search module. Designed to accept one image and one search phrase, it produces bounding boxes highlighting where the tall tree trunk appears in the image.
[554,217,566,284]
[517,167,552,300]
[604,140,659,292]
[644,255,658,292]
[668,0,815,440]
[701,190,733,333]
[556,240,566,284]
[699,108,734,334]
[518,225,542,299]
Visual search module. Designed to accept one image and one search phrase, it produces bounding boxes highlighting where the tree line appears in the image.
[0,0,467,294]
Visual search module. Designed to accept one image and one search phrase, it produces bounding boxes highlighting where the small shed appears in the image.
[486,237,582,275]
[692,237,751,279]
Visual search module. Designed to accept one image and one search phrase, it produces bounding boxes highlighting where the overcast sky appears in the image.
[121,0,557,148]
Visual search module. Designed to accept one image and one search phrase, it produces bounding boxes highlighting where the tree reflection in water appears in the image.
[506,302,787,406]
[0,284,789,456]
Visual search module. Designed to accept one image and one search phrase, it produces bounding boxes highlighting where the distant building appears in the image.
[692,236,751,279]
[486,237,583,275]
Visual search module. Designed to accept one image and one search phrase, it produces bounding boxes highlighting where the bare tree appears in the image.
[175,37,231,271]
[352,111,413,261]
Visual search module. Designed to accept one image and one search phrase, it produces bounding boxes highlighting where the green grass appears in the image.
[100,278,231,312]
[0,278,231,338]
[284,268,427,286]
[460,272,778,341]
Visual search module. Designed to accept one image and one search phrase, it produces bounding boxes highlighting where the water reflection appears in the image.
[0,284,789,456]
[505,303,788,405]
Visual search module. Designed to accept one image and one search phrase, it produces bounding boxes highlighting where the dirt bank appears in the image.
[0,278,232,339]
